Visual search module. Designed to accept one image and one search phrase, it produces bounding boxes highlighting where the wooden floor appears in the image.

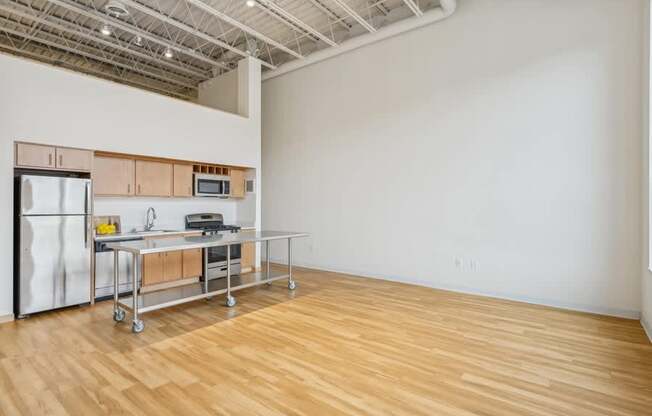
[0,267,651,415]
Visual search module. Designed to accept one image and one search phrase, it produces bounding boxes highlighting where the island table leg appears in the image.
[288,238,296,290]
[225,245,236,307]
[132,254,144,333]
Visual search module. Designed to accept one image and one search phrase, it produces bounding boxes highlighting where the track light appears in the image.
[164,48,173,59]
[134,35,143,47]
[245,0,255,7]
[100,24,112,36]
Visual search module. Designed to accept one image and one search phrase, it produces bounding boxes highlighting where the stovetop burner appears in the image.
[185,213,240,233]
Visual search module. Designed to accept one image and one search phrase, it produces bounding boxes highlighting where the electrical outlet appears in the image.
[469,259,478,271]
[455,257,463,270]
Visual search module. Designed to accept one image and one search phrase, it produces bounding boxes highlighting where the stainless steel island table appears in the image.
[106,230,309,333]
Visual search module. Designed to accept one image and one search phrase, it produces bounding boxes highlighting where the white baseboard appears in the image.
[642,315,652,343]
[0,313,14,324]
[275,259,641,320]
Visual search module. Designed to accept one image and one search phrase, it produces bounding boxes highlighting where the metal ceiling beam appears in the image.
[0,39,191,99]
[0,22,197,91]
[401,0,423,17]
[329,0,376,33]
[256,0,337,47]
[185,0,302,59]
[46,0,228,70]
[120,0,275,69]
[0,1,206,81]
[306,0,351,31]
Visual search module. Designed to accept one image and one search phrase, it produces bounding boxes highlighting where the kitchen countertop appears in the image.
[95,223,257,242]
[106,231,309,255]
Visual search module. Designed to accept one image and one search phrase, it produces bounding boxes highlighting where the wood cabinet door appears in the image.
[136,160,172,197]
[55,148,92,172]
[173,164,193,197]
[230,168,245,198]
[93,157,135,196]
[163,251,183,282]
[143,253,165,286]
[241,242,255,270]
[182,248,203,278]
[15,143,56,169]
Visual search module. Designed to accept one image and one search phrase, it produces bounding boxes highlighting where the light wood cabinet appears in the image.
[136,160,173,197]
[230,168,246,198]
[173,164,193,197]
[182,249,203,278]
[93,157,135,196]
[55,147,92,171]
[163,251,183,282]
[241,242,255,272]
[15,143,56,169]
[143,253,165,286]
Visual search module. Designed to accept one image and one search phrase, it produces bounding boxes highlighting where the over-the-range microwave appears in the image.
[194,173,230,197]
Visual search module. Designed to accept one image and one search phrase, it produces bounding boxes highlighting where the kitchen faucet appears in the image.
[144,207,157,231]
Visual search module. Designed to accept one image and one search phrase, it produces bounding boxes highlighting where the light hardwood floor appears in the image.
[0,267,650,415]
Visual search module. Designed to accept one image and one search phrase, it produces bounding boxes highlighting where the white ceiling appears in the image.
[0,0,440,99]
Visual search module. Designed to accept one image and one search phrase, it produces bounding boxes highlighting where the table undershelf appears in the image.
[118,271,289,313]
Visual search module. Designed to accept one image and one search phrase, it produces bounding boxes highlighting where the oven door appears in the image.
[207,244,241,264]
[194,175,224,197]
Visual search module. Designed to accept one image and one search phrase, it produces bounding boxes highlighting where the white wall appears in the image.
[262,0,644,318]
[0,52,261,317]
[198,69,238,114]
[642,0,652,341]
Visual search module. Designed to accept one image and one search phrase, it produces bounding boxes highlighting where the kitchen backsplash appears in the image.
[94,197,237,232]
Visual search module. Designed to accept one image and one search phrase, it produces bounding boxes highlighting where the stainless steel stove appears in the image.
[185,213,241,280]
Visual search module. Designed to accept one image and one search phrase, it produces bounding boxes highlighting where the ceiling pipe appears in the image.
[262,0,457,81]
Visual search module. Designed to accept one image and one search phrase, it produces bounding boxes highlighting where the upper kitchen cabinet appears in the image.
[15,143,93,172]
[56,147,92,171]
[15,143,56,169]
[230,168,246,198]
[136,160,172,197]
[94,156,135,196]
[173,164,193,197]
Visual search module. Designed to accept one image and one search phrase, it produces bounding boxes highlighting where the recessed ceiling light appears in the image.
[100,24,112,36]
[245,0,255,7]
[104,0,130,17]
[164,48,173,59]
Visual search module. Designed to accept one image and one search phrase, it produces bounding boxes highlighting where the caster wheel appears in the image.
[206,296,213,301]
[225,296,236,307]
[288,281,297,290]
[113,309,126,322]
[132,320,145,333]
[266,282,272,286]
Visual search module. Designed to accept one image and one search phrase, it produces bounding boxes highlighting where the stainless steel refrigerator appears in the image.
[15,175,92,317]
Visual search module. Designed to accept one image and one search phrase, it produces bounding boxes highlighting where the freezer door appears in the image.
[19,215,91,315]
[20,175,91,215]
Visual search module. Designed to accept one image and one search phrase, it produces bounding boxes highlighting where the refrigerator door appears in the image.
[20,175,91,216]
[19,215,91,315]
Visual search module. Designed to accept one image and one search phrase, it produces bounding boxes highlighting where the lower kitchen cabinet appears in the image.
[143,248,202,286]
[182,248,203,278]
[241,242,255,272]
[143,253,165,286]
[163,251,183,282]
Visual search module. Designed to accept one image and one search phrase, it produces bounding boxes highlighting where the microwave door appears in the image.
[196,178,223,196]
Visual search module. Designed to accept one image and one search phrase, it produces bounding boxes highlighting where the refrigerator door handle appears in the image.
[85,181,91,214]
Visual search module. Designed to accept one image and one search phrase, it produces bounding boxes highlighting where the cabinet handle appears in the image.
[59,155,63,166]
[127,184,131,193]
[138,184,141,194]
[48,153,52,166]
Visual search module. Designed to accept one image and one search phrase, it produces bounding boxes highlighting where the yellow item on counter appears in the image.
[97,223,117,235]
